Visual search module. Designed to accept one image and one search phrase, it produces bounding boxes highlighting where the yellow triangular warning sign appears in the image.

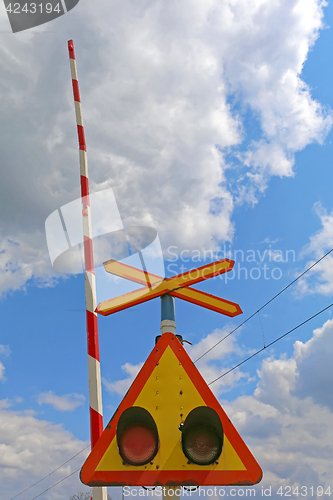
[81,332,262,486]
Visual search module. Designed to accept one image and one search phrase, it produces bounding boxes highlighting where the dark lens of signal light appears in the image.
[117,407,159,466]
[181,407,223,466]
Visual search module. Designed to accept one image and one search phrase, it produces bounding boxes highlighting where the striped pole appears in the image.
[68,40,107,500]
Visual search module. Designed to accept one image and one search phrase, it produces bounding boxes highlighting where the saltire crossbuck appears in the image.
[80,332,262,487]
[97,258,242,317]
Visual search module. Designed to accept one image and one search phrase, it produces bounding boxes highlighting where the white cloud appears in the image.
[188,327,245,363]
[0,0,331,296]
[103,363,143,396]
[225,392,333,495]
[0,235,59,298]
[0,408,89,500]
[0,344,10,381]
[0,362,5,381]
[0,399,12,410]
[296,203,333,296]
[0,344,11,357]
[37,391,85,412]
[259,237,282,245]
[188,327,253,396]
[221,319,333,495]
[293,318,333,410]
[253,355,297,411]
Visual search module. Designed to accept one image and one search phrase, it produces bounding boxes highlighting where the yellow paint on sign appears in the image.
[96,346,245,472]
[173,287,239,315]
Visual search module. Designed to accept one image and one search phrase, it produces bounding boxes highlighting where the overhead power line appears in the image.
[208,301,333,386]
[29,468,80,500]
[194,246,333,364]
[9,446,89,500]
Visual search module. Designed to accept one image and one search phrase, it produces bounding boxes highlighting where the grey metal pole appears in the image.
[160,294,176,334]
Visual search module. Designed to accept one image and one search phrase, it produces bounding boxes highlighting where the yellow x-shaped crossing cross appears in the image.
[96,258,242,317]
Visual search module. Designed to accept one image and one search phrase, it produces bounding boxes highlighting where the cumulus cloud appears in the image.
[187,327,253,396]
[0,344,10,357]
[103,362,143,396]
[222,319,333,496]
[37,391,85,412]
[188,327,245,363]
[293,319,333,410]
[0,362,5,381]
[0,235,59,297]
[0,399,12,410]
[296,202,333,296]
[0,0,331,295]
[0,408,89,500]
[253,355,297,411]
[0,344,11,381]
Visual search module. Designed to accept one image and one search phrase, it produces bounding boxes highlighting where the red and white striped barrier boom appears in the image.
[68,39,107,500]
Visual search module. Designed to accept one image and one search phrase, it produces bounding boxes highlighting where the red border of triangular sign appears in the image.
[81,332,262,486]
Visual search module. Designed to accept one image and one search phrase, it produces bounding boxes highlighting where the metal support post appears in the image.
[160,294,176,334]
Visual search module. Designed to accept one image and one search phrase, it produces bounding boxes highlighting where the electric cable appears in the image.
[208,301,333,386]
[194,247,333,363]
[28,468,80,500]
[9,446,89,500]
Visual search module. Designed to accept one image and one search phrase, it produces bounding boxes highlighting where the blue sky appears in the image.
[1,0,333,499]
